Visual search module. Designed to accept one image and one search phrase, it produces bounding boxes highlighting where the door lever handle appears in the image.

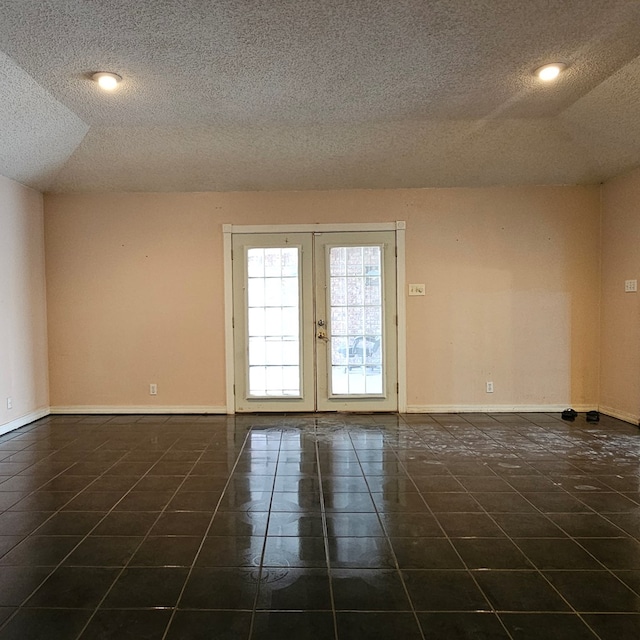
[317,331,329,341]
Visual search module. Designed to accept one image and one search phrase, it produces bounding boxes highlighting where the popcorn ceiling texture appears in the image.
[0,52,88,191]
[0,0,639,192]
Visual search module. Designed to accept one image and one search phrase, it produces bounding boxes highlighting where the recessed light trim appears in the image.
[535,63,566,82]
[92,72,122,91]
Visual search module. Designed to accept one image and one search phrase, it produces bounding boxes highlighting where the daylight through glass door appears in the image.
[328,246,383,395]
[232,230,397,412]
[246,247,300,397]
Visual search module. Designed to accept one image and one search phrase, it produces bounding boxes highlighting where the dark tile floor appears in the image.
[0,411,639,639]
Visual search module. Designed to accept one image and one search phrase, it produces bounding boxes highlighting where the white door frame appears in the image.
[223,221,407,414]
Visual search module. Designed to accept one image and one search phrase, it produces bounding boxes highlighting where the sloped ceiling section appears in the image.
[560,55,640,181]
[0,52,88,191]
[0,0,639,192]
[52,119,604,193]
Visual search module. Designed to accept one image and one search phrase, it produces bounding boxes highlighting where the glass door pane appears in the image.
[329,246,383,395]
[232,233,314,412]
[315,231,398,412]
[247,247,301,397]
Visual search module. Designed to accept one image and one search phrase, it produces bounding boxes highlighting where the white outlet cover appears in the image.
[409,284,425,296]
[625,279,638,292]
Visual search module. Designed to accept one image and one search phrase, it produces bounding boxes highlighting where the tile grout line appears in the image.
[314,419,340,640]
[0,422,160,636]
[71,431,212,639]
[160,423,256,640]
[391,418,516,640]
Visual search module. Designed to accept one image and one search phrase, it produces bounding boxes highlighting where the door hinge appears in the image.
[233,384,236,395]
[396,382,399,393]
[395,314,398,326]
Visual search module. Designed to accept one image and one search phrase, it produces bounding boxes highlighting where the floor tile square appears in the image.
[336,612,422,639]
[0,566,55,606]
[328,536,396,569]
[252,611,335,640]
[402,570,491,611]
[513,538,602,570]
[452,538,533,569]
[473,571,570,612]
[332,568,412,611]
[209,511,269,537]
[391,537,464,569]
[63,536,141,567]
[179,567,259,609]
[578,538,640,570]
[256,568,331,610]
[130,536,203,567]
[262,536,326,568]
[165,610,252,640]
[499,613,598,639]
[102,567,189,607]
[78,609,173,640]
[0,608,91,640]
[379,512,442,537]
[150,511,213,536]
[581,614,640,640]
[435,512,505,537]
[0,535,81,566]
[544,570,640,612]
[25,566,119,608]
[418,612,510,639]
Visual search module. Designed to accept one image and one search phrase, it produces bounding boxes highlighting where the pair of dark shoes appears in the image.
[562,408,599,422]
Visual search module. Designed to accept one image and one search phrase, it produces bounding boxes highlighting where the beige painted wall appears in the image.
[600,168,640,423]
[44,186,600,411]
[0,175,49,431]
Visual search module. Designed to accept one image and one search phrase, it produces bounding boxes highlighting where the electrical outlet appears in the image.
[408,283,425,296]
[6,397,12,410]
[625,279,638,293]
[149,384,157,396]
[486,381,494,393]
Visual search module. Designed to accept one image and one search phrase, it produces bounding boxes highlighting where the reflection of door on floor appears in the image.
[232,230,398,412]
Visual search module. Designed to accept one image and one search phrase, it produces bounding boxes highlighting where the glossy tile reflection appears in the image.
[0,411,639,638]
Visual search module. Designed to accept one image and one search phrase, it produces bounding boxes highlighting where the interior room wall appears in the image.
[0,175,49,434]
[44,186,600,413]
[600,167,640,424]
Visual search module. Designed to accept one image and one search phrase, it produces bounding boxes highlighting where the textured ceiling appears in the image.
[0,0,639,192]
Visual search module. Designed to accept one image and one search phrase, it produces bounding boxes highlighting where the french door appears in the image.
[232,230,397,412]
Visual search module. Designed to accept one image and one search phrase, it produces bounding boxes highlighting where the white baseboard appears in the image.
[598,405,640,426]
[50,405,227,415]
[0,407,50,437]
[405,404,596,414]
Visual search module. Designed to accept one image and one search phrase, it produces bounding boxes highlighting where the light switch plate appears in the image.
[625,279,637,292]
[409,284,425,296]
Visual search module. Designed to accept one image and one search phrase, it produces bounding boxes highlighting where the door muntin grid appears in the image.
[245,246,302,398]
[327,245,385,397]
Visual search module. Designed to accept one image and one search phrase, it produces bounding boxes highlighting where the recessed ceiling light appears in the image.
[535,63,566,82]
[92,72,122,91]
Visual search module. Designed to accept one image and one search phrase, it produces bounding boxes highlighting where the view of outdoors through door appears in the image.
[246,247,300,397]
[232,230,397,412]
[328,245,383,395]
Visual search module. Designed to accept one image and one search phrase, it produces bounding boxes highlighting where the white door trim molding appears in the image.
[223,221,407,414]
[223,225,235,415]
[225,222,399,234]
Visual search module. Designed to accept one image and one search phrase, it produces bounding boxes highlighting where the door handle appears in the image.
[317,331,329,341]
